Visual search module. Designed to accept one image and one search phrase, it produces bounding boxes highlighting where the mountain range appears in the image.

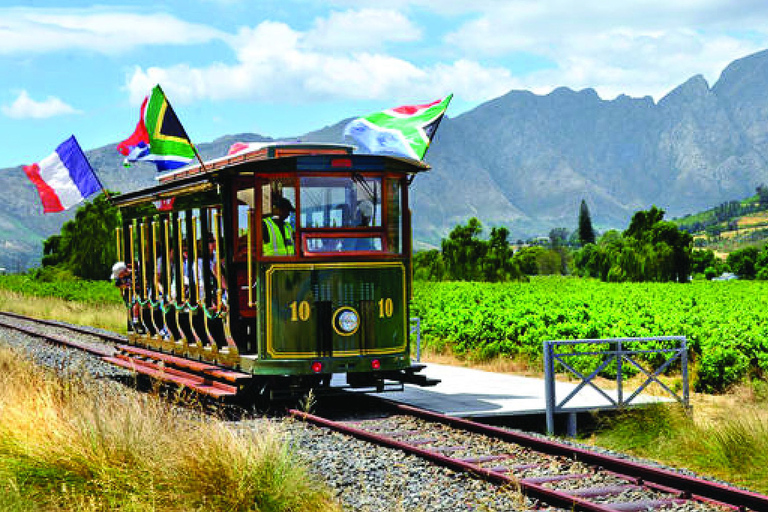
[5,49,768,269]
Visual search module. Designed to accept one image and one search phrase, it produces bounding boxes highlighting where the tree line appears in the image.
[415,202,703,283]
[33,193,766,283]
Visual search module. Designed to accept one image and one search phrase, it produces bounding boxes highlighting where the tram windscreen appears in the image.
[299,176,382,229]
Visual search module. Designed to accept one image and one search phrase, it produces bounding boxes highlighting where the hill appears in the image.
[674,191,768,254]
[7,49,768,268]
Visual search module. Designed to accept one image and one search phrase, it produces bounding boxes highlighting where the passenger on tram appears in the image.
[155,246,174,300]
[197,234,227,301]
[262,197,295,256]
[111,261,142,332]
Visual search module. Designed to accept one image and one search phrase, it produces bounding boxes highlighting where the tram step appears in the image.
[115,344,252,383]
[102,355,239,399]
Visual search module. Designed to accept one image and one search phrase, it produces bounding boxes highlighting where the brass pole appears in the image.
[152,219,158,300]
[164,219,171,301]
[116,227,122,262]
[213,211,223,309]
[129,224,136,302]
[247,207,254,307]
[192,218,200,305]
[140,222,148,300]
[177,216,185,303]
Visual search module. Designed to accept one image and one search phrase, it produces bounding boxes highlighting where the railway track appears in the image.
[289,403,768,512]
[0,310,252,398]
[3,310,767,511]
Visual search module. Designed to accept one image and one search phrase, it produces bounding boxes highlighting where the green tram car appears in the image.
[111,143,437,400]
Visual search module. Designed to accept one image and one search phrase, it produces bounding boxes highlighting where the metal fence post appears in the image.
[410,317,422,362]
[543,341,556,435]
[616,339,623,407]
[416,317,421,362]
[681,339,690,412]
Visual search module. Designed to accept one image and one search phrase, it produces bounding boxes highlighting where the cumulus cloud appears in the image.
[303,9,421,51]
[2,90,80,119]
[0,7,223,54]
[126,16,514,105]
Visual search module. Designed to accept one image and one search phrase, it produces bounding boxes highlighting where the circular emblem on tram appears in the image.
[332,306,360,336]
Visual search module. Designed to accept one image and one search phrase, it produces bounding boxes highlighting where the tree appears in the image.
[481,227,523,282]
[757,184,768,206]
[577,199,596,245]
[441,218,486,281]
[41,194,120,280]
[413,249,445,281]
[624,205,665,240]
[727,246,759,279]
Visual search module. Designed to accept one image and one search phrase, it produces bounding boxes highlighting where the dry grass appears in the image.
[417,345,540,376]
[0,289,126,332]
[0,346,340,512]
[738,212,768,227]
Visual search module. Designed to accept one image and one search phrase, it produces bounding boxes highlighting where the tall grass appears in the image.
[0,346,340,511]
[591,402,768,493]
[0,288,126,332]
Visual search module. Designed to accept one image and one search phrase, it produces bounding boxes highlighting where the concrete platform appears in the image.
[375,363,673,419]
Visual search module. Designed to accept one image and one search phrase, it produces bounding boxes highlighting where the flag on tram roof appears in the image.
[24,135,102,213]
[117,85,198,171]
[343,94,453,161]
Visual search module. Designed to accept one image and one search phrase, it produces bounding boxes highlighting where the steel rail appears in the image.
[384,402,767,511]
[0,310,126,344]
[0,311,117,357]
[288,408,617,512]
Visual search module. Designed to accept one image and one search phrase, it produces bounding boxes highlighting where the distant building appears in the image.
[712,272,738,281]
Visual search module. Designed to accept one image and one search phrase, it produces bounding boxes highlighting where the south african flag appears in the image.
[118,85,197,172]
[343,94,453,161]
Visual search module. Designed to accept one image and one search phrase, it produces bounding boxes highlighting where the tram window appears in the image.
[260,178,297,258]
[385,179,402,254]
[299,176,381,229]
[304,236,383,253]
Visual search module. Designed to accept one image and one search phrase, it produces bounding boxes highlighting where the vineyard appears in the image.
[1,274,765,393]
[412,277,768,392]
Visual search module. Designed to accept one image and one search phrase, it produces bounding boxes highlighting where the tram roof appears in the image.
[111,141,430,208]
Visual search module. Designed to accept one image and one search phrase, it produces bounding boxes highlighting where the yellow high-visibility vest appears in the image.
[263,217,295,256]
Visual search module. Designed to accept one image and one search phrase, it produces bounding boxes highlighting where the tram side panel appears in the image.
[257,262,411,380]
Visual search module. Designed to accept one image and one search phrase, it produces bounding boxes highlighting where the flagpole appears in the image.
[155,84,207,172]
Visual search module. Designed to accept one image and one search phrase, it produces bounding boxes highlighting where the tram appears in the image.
[110,142,437,400]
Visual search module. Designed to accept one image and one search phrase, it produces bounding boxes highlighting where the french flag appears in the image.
[24,136,101,213]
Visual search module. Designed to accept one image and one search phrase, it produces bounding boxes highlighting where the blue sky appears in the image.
[3,0,768,169]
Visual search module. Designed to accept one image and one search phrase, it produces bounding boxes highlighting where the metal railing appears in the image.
[543,336,689,435]
[409,317,421,362]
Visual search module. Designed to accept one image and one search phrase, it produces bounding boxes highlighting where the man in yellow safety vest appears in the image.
[262,196,295,256]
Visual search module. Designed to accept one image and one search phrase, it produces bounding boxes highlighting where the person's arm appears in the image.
[262,220,270,243]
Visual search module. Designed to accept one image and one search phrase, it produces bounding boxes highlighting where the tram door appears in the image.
[233,178,258,353]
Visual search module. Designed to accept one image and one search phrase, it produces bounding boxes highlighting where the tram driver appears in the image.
[262,196,295,256]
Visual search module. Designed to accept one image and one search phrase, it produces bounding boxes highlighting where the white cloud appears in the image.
[303,9,421,51]
[2,90,80,119]
[0,7,223,55]
[126,17,513,106]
